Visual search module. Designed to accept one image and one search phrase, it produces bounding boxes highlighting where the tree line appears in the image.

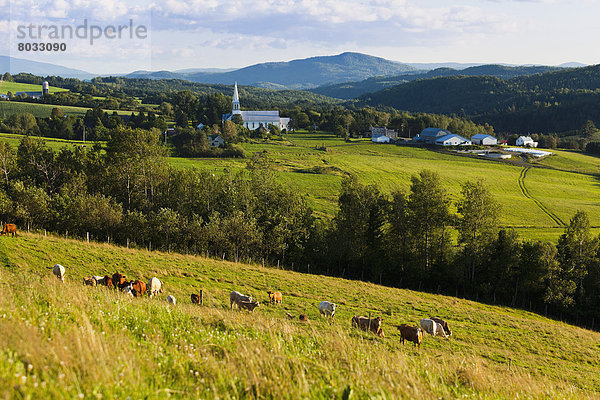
[0,128,598,328]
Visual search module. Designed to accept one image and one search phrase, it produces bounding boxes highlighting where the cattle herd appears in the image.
[51,263,452,348]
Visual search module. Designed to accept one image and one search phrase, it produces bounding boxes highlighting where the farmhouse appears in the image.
[516,136,538,147]
[417,128,451,144]
[208,135,225,148]
[435,134,471,146]
[370,126,397,140]
[222,82,290,131]
[471,134,497,146]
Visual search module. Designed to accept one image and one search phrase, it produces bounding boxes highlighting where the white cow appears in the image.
[420,318,448,338]
[167,295,176,305]
[319,301,337,319]
[50,264,65,282]
[230,291,253,309]
[147,277,163,298]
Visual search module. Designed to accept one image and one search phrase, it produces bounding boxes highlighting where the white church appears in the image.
[222,83,290,131]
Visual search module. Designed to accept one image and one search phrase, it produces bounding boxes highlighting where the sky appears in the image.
[0,0,599,74]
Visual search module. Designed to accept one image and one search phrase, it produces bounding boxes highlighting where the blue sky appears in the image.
[1,0,599,74]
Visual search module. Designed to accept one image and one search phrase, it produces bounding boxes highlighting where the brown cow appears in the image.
[83,276,96,286]
[103,275,114,288]
[352,315,384,336]
[430,317,452,336]
[267,291,282,304]
[237,301,260,312]
[299,314,309,322]
[398,324,423,348]
[0,224,17,237]
[128,280,146,297]
[111,272,128,290]
[191,293,201,304]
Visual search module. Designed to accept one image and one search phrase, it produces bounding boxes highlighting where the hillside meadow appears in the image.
[171,133,600,240]
[0,81,68,95]
[0,131,598,241]
[0,232,599,398]
[0,101,134,118]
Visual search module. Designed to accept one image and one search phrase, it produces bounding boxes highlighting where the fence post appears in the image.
[27,222,30,233]
[107,235,110,244]
[44,229,46,237]
[86,232,89,243]
[127,238,129,249]
[66,230,68,239]
[200,290,203,306]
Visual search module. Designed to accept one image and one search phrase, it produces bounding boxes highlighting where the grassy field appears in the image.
[0,81,68,95]
[171,134,600,240]
[0,101,135,118]
[0,133,101,152]
[0,232,598,398]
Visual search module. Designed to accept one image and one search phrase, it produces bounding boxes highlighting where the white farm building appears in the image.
[516,136,538,148]
[435,134,471,146]
[222,82,290,131]
[471,134,497,146]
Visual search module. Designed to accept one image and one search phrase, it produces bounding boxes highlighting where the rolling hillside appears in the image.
[310,65,561,99]
[1,232,599,398]
[169,133,600,241]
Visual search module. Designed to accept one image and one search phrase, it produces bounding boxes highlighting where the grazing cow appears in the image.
[430,317,452,336]
[167,295,176,305]
[111,272,128,290]
[0,223,17,237]
[128,280,146,297]
[420,318,448,338]
[191,293,200,304]
[267,291,282,304]
[319,301,337,319]
[92,276,105,285]
[398,324,423,347]
[230,291,253,310]
[83,276,96,286]
[50,264,65,282]
[237,300,260,312]
[299,314,309,322]
[352,315,384,336]
[147,277,163,298]
[103,275,114,288]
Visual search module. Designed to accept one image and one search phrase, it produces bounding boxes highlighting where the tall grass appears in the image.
[0,233,598,398]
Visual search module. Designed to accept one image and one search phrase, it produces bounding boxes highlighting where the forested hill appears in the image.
[310,64,561,99]
[357,64,600,134]
[126,52,418,89]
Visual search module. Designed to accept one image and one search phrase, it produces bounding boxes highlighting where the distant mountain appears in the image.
[557,62,587,68]
[125,52,418,89]
[310,64,562,99]
[0,55,94,80]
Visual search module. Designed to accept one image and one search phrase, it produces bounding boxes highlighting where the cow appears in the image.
[420,318,448,338]
[430,317,452,336]
[167,295,176,305]
[103,275,113,288]
[92,276,106,285]
[49,264,65,282]
[285,312,295,320]
[147,277,163,298]
[299,314,309,322]
[398,324,423,347]
[237,300,260,312]
[267,291,282,304]
[0,223,17,237]
[230,291,253,310]
[127,280,146,297]
[111,272,128,290]
[352,315,384,336]
[191,293,201,304]
[319,301,337,320]
[83,276,96,286]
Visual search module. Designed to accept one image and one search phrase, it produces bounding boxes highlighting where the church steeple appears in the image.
[232,82,241,115]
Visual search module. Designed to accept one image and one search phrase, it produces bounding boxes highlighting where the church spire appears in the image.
[232,82,241,114]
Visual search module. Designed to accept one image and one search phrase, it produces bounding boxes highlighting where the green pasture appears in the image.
[0,101,135,118]
[0,81,68,95]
